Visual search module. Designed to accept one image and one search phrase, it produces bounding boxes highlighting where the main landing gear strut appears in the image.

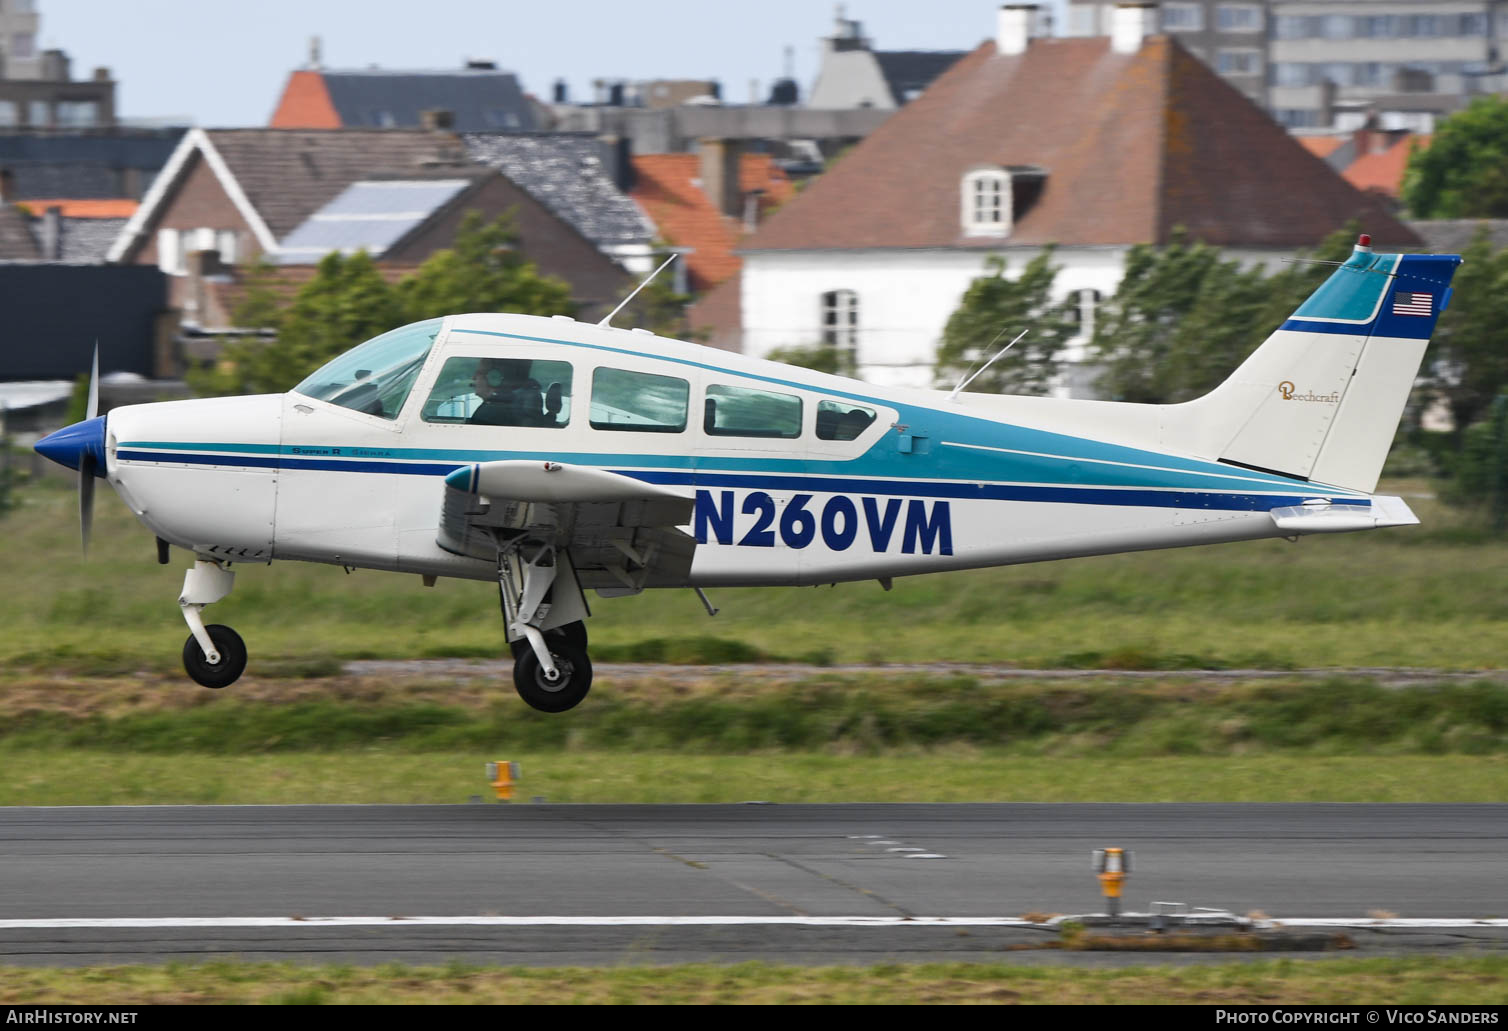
[178,558,247,689]
[496,538,593,713]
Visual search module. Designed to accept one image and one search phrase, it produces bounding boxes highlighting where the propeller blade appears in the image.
[86,344,99,421]
[79,453,95,556]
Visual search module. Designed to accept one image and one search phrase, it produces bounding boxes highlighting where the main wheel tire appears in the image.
[512,642,592,713]
[182,624,247,689]
[508,621,588,659]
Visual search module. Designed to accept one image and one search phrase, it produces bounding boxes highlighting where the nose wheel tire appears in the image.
[513,643,592,713]
[182,624,248,689]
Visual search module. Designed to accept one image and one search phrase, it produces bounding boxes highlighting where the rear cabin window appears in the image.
[421,356,572,427]
[815,400,877,441]
[590,367,689,432]
[704,383,802,438]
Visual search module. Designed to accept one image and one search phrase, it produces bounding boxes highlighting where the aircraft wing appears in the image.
[437,460,697,591]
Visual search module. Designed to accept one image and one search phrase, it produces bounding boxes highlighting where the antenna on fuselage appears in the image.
[597,252,680,328]
[946,329,1028,403]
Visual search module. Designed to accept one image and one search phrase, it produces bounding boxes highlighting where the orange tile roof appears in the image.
[1344,134,1430,199]
[269,70,342,129]
[1296,136,1347,160]
[16,198,139,218]
[746,36,1417,251]
[630,153,794,292]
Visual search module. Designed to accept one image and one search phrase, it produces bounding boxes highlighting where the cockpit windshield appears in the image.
[292,319,444,420]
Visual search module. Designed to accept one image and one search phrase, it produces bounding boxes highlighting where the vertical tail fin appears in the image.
[1179,236,1461,494]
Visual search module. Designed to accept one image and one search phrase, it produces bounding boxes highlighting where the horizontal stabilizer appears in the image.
[1269,495,1417,534]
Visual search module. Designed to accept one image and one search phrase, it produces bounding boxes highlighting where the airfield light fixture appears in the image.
[1092,848,1133,919]
[486,761,520,802]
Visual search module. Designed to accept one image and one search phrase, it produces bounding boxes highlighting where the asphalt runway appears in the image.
[2,803,1506,965]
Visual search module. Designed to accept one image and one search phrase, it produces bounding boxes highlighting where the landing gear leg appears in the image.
[497,540,593,712]
[178,558,247,689]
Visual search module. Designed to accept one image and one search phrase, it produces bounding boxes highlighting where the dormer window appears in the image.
[961,168,1009,237]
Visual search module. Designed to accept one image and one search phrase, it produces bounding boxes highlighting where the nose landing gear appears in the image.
[178,558,248,689]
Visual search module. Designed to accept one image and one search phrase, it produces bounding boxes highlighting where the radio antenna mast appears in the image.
[947,329,1028,402]
[598,253,680,328]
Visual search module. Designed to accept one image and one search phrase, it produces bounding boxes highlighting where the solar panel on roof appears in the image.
[275,179,469,262]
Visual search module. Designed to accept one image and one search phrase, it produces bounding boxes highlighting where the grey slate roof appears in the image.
[321,70,537,132]
[0,205,41,260]
[59,217,128,263]
[0,208,126,263]
[874,50,967,105]
[0,129,186,200]
[460,133,653,248]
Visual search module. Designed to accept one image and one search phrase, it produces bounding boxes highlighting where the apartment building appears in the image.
[1067,1,1508,130]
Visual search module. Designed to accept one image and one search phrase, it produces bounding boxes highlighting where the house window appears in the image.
[10,32,34,58]
[961,168,1009,237]
[55,101,98,128]
[821,289,859,366]
[1216,49,1262,76]
[1215,4,1262,32]
[216,229,237,264]
[1161,4,1204,31]
[0,101,16,127]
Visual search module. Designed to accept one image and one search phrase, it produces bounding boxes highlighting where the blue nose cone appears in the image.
[35,415,107,476]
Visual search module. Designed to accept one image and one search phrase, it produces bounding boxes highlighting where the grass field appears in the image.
[0,672,1503,804]
[2,957,1504,1005]
[2,477,1507,673]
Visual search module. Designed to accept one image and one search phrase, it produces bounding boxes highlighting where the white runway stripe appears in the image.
[0,916,1504,930]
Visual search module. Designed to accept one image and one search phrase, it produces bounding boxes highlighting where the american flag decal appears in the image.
[1392,291,1433,317]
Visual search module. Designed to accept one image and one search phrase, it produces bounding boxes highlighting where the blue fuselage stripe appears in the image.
[115,449,1357,513]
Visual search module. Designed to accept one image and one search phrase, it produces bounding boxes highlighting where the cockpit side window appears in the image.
[421,356,573,428]
[292,318,443,421]
[589,367,689,432]
[704,383,802,438]
[815,399,877,441]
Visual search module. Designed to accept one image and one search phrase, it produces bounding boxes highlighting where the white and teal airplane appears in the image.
[35,235,1460,712]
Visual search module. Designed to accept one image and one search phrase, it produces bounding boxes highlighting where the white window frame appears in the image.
[156,228,182,275]
[1215,48,1262,76]
[961,167,1010,238]
[820,289,859,367]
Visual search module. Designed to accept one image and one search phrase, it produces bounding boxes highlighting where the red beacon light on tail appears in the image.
[1357,233,1372,249]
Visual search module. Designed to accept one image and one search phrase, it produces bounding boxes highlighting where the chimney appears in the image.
[420,108,455,130]
[307,36,322,69]
[996,4,1041,56]
[1112,3,1159,54]
[41,206,63,261]
[41,49,71,82]
[699,137,742,219]
[553,78,569,104]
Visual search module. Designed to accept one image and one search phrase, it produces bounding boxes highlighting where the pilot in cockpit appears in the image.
[470,358,545,426]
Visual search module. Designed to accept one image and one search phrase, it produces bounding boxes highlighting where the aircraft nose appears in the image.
[35,415,107,476]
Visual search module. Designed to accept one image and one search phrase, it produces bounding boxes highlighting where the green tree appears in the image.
[1091,225,1357,404]
[1444,392,1508,530]
[398,211,573,323]
[1420,226,1508,439]
[934,250,1076,396]
[1402,97,1508,218]
[767,344,856,378]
